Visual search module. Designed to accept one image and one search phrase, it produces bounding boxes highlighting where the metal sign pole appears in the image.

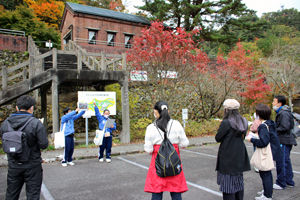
[84,116,91,147]
[182,109,188,129]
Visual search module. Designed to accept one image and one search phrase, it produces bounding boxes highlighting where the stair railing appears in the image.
[66,40,126,71]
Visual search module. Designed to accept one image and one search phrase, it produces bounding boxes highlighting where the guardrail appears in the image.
[0,28,25,37]
[74,38,132,49]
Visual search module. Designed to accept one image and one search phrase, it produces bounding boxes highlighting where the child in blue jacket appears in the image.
[61,107,85,167]
[94,102,116,163]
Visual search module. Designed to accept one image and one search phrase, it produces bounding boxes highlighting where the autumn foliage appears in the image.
[127,22,208,71]
[216,42,271,106]
[25,0,64,29]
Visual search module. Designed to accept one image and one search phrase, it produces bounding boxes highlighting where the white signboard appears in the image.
[182,109,188,120]
[131,71,147,81]
[46,42,53,47]
[78,91,116,117]
[159,71,178,79]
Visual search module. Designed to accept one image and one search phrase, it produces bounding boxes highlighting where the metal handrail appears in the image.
[0,28,25,37]
[74,38,132,48]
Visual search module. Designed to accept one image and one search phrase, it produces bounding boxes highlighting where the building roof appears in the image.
[64,2,151,26]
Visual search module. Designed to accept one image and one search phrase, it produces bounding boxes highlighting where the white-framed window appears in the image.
[88,30,97,44]
[125,35,133,48]
[107,33,116,46]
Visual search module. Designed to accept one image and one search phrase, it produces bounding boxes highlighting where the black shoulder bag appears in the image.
[155,120,182,177]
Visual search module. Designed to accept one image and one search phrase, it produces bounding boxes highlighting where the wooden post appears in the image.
[120,79,130,143]
[2,66,7,89]
[93,57,96,70]
[113,58,116,71]
[122,53,126,71]
[101,52,106,70]
[52,75,59,133]
[41,85,48,132]
[29,56,34,78]
[23,68,27,81]
[52,48,57,69]
[78,50,82,71]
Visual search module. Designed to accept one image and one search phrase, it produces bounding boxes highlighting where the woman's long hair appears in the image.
[223,109,247,133]
[154,101,170,133]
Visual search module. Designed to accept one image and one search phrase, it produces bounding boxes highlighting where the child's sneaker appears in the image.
[106,158,111,163]
[99,158,104,162]
[62,163,67,167]
[67,161,75,166]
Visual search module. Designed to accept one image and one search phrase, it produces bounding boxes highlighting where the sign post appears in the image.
[182,109,188,129]
[84,116,91,147]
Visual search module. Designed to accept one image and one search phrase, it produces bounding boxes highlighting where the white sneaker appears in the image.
[99,158,104,162]
[106,158,111,163]
[62,163,67,167]
[67,161,75,166]
[273,183,284,190]
[287,184,295,188]
[255,195,272,200]
[257,190,264,196]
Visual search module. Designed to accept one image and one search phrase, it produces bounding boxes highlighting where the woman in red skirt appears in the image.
[144,101,189,200]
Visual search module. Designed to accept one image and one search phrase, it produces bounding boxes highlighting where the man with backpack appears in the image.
[272,95,297,190]
[0,95,48,200]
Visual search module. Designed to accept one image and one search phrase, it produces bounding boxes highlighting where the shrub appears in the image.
[185,119,221,137]
[130,118,152,141]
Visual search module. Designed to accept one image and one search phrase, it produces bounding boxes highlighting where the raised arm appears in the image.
[61,110,76,123]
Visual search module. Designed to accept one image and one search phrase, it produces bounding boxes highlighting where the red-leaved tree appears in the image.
[126,22,208,115]
[191,42,271,119]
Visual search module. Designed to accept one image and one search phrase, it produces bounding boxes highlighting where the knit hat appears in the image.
[223,99,240,109]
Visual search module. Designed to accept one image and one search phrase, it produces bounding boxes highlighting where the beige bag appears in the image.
[250,123,274,171]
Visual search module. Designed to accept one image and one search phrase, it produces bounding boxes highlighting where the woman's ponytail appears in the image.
[154,101,170,133]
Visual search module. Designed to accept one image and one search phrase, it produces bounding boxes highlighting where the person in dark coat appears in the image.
[215,99,251,200]
[0,95,48,200]
[272,95,297,190]
[247,104,282,200]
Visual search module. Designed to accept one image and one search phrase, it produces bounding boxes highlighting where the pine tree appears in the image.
[138,0,260,45]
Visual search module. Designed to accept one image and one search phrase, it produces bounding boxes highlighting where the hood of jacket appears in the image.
[264,120,276,133]
[279,105,291,113]
[7,111,33,130]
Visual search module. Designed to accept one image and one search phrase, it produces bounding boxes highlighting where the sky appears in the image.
[125,0,300,18]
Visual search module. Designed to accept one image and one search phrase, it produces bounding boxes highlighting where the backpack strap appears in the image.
[4,117,34,135]
[154,120,173,140]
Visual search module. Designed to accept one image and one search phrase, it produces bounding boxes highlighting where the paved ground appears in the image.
[1,137,300,200]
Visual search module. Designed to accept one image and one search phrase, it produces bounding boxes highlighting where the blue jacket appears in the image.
[61,110,85,136]
[251,120,282,161]
[95,106,116,137]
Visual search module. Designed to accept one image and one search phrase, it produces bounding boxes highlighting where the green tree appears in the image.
[0,0,23,10]
[138,0,261,45]
[262,8,300,31]
[0,5,61,47]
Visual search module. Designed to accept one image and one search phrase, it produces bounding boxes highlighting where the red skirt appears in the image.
[144,144,188,193]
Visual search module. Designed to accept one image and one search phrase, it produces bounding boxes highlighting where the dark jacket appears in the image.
[251,120,282,161]
[215,118,251,175]
[0,111,48,168]
[275,105,297,146]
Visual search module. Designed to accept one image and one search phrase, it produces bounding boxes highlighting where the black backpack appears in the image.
[155,120,182,177]
[2,117,34,163]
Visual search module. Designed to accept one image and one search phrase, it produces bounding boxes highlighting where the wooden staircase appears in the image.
[0,36,130,143]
